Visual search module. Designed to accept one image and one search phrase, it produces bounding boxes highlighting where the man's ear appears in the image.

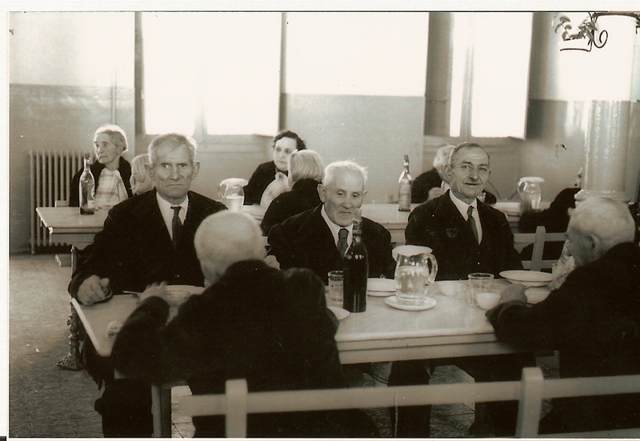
[590,234,606,259]
[444,164,452,181]
[191,161,200,178]
[317,183,327,203]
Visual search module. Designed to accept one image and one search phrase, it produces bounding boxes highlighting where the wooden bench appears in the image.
[174,367,640,438]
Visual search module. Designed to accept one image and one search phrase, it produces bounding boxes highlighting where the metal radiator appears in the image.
[29,150,84,253]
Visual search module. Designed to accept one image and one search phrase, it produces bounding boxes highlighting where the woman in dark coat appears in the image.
[70,124,133,207]
[261,149,324,235]
[243,130,306,207]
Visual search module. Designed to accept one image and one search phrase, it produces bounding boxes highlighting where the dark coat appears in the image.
[244,161,286,205]
[268,205,396,283]
[113,260,378,438]
[487,243,640,433]
[405,191,522,280]
[70,156,133,207]
[68,189,226,296]
[261,178,322,235]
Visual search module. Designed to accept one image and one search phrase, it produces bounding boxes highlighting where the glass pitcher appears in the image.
[392,245,438,305]
[217,178,247,212]
[517,177,544,215]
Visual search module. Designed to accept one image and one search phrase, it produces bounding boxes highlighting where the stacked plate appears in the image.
[499,270,553,287]
[367,278,396,297]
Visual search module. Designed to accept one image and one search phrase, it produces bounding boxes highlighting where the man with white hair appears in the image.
[268,159,396,283]
[113,211,378,437]
[488,197,640,433]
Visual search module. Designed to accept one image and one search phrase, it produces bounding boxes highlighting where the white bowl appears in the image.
[436,280,463,297]
[165,289,191,306]
[525,287,551,304]
[476,292,500,310]
[499,270,553,287]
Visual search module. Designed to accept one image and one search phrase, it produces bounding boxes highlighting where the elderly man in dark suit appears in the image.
[395,142,530,438]
[69,133,226,437]
[268,159,396,282]
[113,211,378,437]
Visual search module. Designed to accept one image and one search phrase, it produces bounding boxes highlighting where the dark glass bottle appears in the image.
[343,216,368,312]
[79,154,95,215]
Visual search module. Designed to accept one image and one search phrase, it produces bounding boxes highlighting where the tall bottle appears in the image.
[343,213,368,313]
[398,154,412,212]
[79,154,96,215]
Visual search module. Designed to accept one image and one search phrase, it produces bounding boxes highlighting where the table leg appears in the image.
[56,302,84,370]
[152,384,173,437]
[57,245,84,370]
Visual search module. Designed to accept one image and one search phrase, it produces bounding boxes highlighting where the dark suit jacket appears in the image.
[68,189,226,297]
[488,243,640,433]
[70,156,133,207]
[113,261,378,438]
[261,178,322,235]
[244,161,286,205]
[405,191,522,280]
[268,205,396,283]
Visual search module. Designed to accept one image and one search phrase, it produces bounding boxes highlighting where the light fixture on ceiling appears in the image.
[554,12,640,52]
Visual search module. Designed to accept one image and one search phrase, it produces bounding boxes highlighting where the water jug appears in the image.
[392,245,438,306]
[517,177,544,215]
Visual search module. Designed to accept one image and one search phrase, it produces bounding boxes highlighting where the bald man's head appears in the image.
[194,211,266,284]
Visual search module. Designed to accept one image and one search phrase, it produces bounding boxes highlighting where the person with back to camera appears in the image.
[129,153,154,195]
[68,133,226,437]
[243,130,307,208]
[70,124,133,208]
[112,211,379,437]
[412,144,497,205]
[398,142,531,438]
[488,197,640,434]
[261,149,324,235]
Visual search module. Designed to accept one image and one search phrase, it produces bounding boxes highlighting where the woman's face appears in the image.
[94,133,124,170]
[272,137,298,172]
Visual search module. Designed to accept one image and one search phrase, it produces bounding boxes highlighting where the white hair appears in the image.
[569,197,635,250]
[433,145,455,172]
[194,211,265,283]
[323,160,368,188]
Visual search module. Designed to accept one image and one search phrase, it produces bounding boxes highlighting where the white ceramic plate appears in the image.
[499,270,553,287]
[327,306,350,320]
[385,296,437,311]
[367,278,396,297]
[526,287,551,304]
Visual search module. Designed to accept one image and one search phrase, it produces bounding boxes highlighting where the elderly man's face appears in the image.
[148,143,199,205]
[445,147,491,204]
[318,169,366,227]
[94,134,123,170]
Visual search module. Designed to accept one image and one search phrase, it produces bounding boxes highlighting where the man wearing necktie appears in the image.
[396,143,528,438]
[267,160,395,283]
[69,133,226,437]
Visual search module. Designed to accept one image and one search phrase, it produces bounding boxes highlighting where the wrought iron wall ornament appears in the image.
[554,12,640,52]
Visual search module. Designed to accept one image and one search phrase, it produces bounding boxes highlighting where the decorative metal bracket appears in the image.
[554,12,640,52]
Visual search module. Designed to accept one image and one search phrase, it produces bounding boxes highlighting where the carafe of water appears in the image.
[517,177,544,215]
[217,178,247,212]
[392,245,438,306]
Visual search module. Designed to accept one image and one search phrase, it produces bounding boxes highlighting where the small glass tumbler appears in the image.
[328,270,344,307]
[467,272,494,307]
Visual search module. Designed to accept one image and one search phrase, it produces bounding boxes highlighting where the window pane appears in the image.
[285,12,429,96]
[470,13,532,138]
[142,12,281,136]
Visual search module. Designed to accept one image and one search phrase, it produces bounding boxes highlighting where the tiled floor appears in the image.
[10,254,558,438]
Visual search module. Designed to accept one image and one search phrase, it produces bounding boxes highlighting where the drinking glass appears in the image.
[467,273,494,307]
[328,270,344,307]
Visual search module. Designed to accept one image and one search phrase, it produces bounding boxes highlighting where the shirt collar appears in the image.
[156,192,189,224]
[321,204,353,246]
[449,190,478,220]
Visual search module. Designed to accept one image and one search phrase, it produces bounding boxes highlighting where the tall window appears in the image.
[449,13,532,139]
[141,12,281,136]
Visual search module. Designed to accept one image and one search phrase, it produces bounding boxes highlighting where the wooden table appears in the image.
[36,206,108,370]
[72,279,529,437]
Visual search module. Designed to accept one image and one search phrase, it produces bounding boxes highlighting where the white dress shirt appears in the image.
[320,204,353,249]
[449,191,483,244]
[156,193,188,240]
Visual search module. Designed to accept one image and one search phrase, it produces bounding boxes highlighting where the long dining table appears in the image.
[71,278,532,437]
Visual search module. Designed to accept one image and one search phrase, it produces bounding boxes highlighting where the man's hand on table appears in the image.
[136,282,167,303]
[499,283,527,304]
[78,275,111,305]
